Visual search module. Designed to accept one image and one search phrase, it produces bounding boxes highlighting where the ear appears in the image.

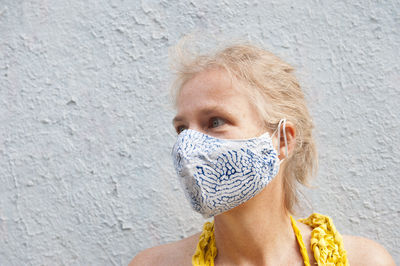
[276,121,296,161]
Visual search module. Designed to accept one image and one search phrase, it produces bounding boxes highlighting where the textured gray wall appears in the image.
[0,0,399,265]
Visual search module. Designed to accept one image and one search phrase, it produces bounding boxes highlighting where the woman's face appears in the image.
[173,68,267,140]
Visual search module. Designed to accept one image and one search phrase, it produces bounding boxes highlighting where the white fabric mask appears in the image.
[172,119,288,218]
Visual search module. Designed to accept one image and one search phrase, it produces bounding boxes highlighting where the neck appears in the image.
[213,174,298,265]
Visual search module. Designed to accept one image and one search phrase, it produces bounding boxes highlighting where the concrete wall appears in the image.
[0,0,398,264]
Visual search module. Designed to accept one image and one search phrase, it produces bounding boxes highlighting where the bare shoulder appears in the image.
[342,235,396,266]
[129,232,200,266]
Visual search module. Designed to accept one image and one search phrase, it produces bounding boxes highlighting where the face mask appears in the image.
[171,119,288,218]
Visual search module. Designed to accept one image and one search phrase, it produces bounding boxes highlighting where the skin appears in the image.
[130,68,396,266]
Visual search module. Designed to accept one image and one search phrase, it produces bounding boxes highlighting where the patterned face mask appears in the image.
[171,119,288,218]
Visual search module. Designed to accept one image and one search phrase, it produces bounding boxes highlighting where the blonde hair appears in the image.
[169,40,317,214]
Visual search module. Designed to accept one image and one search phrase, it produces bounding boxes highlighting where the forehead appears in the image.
[177,69,248,109]
[173,68,258,125]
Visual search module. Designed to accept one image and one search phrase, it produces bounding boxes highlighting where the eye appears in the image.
[176,125,187,134]
[209,117,226,129]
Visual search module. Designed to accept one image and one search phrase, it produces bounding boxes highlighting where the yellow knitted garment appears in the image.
[298,213,349,266]
[192,213,349,266]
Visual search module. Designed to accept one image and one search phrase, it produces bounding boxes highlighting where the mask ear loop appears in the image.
[276,118,288,158]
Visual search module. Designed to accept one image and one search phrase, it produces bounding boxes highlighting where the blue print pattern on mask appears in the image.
[172,129,280,218]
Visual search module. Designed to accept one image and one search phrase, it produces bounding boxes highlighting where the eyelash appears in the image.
[175,117,226,134]
[176,125,186,134]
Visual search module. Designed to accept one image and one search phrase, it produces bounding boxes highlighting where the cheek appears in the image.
[229,116,264,139]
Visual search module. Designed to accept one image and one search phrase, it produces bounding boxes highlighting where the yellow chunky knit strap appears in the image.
[290,215,311,266]
[298,213,349,266]
[192,221,217,266]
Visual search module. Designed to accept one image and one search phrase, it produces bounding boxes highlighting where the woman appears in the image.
[130,43,395,265]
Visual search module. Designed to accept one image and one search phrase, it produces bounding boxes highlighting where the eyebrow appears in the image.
[172,105,229,126]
